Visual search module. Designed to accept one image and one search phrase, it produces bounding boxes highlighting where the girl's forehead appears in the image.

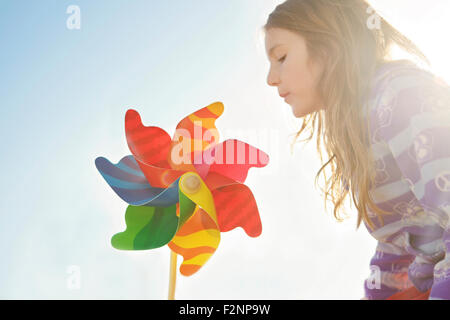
[265,30,289,52]
[266,27,296,40]
[265,28,304,49]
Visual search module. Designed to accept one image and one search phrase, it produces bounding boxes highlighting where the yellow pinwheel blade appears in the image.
[168,172,220,276]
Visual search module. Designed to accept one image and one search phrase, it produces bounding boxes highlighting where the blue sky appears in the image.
[1,0,449,299]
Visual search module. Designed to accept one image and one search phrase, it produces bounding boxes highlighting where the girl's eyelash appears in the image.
[278,55,286,62]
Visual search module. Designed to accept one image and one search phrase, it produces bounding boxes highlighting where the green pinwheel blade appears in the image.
[111,204,178,250]
[178,190,197,228]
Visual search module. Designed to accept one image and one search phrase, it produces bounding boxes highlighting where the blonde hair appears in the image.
[263,0,430,231]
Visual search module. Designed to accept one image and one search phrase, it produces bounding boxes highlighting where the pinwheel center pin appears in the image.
[181,173,201,194]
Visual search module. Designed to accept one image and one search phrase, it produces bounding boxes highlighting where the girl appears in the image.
[263,0,450,300]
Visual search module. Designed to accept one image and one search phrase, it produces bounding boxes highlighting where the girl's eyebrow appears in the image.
[268,44,283,58]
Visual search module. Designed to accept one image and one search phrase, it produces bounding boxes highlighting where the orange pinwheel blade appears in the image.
[168,206,220,276]
[168,102,224,173]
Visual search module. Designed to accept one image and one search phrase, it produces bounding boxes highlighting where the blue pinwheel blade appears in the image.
[95,155,179,207]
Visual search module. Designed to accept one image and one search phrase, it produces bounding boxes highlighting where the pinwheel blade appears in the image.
[134,158,186,189]
[168,102,224,173]
[207,139,270,183]
[95,155,178,207]
[212,183,262,237]
[125,109,172,167]
[168,172,221,276]
[111,204,179,250]
[168,206,220,276]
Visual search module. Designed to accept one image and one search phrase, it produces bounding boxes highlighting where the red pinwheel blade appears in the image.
[211,183,262,237]
[125,109,172,167]
[203,171,237,190]
[125,109,188,188]
[134,159,186,189]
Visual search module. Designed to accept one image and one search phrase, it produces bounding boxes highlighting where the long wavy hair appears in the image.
[263,0,430,231]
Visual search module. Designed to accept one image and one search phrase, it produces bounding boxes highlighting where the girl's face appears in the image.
[265,27,325,118]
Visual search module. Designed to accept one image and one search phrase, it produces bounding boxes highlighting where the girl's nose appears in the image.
[267,71,280,87]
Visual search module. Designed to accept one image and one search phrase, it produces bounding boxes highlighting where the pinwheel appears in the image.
[95,102,269,299]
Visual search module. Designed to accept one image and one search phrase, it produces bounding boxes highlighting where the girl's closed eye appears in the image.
[278,55,286,63]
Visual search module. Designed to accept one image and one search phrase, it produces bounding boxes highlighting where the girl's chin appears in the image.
[291,107,303,118]
[289,103,300,115]
[291,106,310,118]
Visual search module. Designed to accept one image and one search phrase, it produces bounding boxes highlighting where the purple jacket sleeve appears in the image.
[364,242,415,300]
[375,69,450,299]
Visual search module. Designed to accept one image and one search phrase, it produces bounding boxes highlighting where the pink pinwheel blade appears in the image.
[207,139,270,183]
